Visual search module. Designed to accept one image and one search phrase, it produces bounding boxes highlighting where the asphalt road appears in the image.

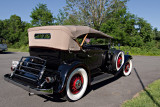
[0,52,160,107]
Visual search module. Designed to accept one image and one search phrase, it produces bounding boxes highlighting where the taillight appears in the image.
[46,77,55,83]
[11,61,19,72]
[11,67,15,71]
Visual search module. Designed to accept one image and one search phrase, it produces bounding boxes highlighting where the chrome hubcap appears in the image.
[75,80,82,89]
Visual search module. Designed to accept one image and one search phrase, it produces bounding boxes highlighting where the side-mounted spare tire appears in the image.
[112,50,124,73]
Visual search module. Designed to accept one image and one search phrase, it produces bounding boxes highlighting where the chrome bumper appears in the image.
[4,74,53,95]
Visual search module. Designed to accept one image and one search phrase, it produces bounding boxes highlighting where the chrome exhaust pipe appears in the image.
[29,92,34,96]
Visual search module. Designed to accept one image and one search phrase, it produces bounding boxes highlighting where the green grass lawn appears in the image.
[7,46,160,56]
[7,48,22,52]
[122,79,160,107]
[7,46,29,52]
[115,46,160,56]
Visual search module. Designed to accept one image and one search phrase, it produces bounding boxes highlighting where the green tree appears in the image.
[55,9,68,25]
[8,15,23,44]
[0,15,31,48]
[100,12,136,45]
[153,28,160,41]
[63,14,84,25]
[30,3,54,26]
[19,22,32,45]
[0,20,4,37]
[63,0,128,30]
[136,18,154,43]
[0,19,10,41]
[100,11,155,47]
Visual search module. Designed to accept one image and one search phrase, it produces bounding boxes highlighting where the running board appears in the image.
[91,73,114,85]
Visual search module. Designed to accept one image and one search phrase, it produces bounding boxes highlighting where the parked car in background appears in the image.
[4,26,132,101]
[0,38,7,52]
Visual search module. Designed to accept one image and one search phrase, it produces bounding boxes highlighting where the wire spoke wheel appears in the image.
[125,62,130,73]
[117,56,122,68]
[123,59,132,76]
[70,74,83,94]
[115,51,124,71]
[66,68,88,101]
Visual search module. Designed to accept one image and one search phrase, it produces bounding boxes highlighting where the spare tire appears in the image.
[112,50,124,72]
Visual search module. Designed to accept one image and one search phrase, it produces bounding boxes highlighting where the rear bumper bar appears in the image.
[4,74,53,95]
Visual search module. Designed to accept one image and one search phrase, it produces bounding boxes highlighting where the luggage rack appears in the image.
[11,56,47,86]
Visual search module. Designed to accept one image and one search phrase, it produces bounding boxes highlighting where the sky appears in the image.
[127,0,160,30]
[0,0,159,30]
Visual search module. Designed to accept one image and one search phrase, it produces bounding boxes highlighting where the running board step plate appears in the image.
[91,73,114,85]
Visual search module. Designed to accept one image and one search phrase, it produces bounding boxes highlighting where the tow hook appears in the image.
[29,92,34,96]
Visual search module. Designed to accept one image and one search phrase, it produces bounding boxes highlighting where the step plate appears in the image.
[91,73,114,85]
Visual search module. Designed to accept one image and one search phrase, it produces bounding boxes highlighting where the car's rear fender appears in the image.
[56,61,90,93]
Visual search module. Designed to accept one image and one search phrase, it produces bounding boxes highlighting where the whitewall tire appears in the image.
[123,59,132,76]
[116,51,124,71]
[66,68,88,101]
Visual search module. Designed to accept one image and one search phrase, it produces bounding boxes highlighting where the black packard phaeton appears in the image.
[4,26,133,101]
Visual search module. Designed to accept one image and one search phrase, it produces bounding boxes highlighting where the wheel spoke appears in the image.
[70,74,83,94]
[117,56,122,68]
[125,62,130,73]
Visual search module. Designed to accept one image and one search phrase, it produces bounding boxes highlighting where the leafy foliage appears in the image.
[100,11,155,48]
[0,2,159,55]
[154,28,160,41]
[0,15,30,48]
[30,3,54,26]
[59,0,128,30]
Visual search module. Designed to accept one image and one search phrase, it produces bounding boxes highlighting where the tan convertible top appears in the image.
[28,25,112,51]
[28,25,112,39]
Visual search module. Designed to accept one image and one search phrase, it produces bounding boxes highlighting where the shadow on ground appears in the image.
[0,52,15,54]
[39,73,122,102]
[134,68,160,107]
[26,68,160,105]
[38,94,66,103]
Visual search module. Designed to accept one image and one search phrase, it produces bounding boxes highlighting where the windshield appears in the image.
[77,37,109,46]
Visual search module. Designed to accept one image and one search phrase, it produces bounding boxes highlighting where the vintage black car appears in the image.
[4,26,132,101]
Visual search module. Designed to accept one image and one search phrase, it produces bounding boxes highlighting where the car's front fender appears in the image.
[124,55,133,62]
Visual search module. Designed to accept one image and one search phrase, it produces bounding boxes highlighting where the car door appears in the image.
[83,48,104,70]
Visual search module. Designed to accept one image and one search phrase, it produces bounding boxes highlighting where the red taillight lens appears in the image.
[46,77,51,83]
[45,77,55,83]
[11,67,14,71]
